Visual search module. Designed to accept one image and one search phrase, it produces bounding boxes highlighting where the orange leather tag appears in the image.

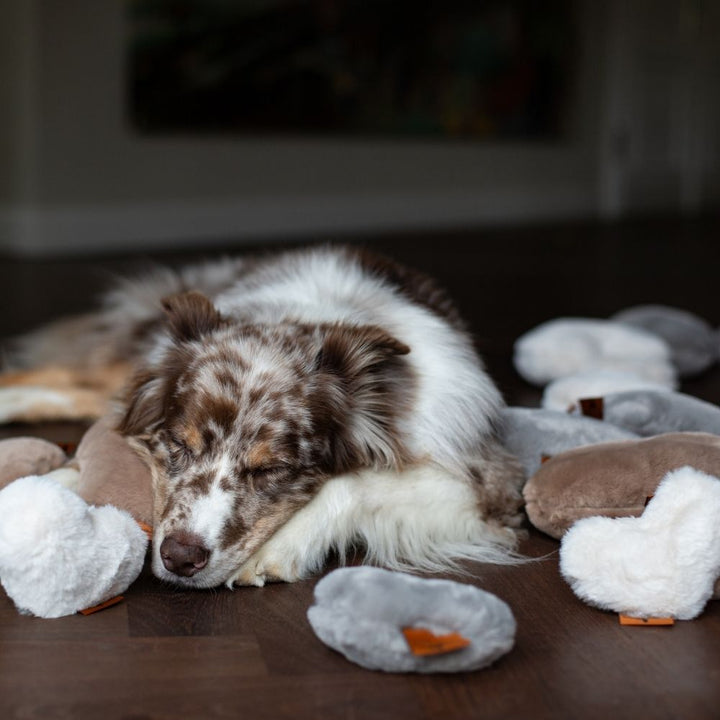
[619,614,674,626]
[79,596,124,615]
[402,627,471,656]
[78,522,151,617]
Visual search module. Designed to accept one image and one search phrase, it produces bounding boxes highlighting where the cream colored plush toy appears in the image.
[0,417,153,618]
[560,465,720,620]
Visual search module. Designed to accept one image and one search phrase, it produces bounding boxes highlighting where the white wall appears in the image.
[0,1,614,256]
[598,0,720,218]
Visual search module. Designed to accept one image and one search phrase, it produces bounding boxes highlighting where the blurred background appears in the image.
[0,0,718,257]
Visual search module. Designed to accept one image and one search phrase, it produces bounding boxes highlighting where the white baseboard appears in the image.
[0,186,596,257]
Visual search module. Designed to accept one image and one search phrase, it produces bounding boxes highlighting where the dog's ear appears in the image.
[162,291,224,343]
[315,324,410,378]
[117,369,165,437]
[313,324,412,471]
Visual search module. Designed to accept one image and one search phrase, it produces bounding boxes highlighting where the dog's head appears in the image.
[118,291,412,587]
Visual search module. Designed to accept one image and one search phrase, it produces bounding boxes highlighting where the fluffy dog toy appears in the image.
[523,433,720,619]
[0,437,67,486]
[501,406,638,478]
[307,566,516,673]
[514,318,676,389]
[560,466,720,620]
[610,304,718,378]
[0,418,153,618]
[570,389,720,437]
[522,432,720,538]
[541,370,670,413]
[513,305,718,411]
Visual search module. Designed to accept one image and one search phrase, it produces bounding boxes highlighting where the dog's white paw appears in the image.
[228,565,263,587]
[230,544,303,588]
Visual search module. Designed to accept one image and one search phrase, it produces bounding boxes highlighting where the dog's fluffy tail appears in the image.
[3,257,249,371]
[3,311,136,371]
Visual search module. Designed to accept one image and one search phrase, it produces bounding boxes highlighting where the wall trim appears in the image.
[0,185,596,257]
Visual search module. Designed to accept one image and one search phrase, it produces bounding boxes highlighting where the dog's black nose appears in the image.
[160,533,210,577]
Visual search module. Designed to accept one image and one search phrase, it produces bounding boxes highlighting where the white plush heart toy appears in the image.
[0,476,148,618]
[559,465,720,621]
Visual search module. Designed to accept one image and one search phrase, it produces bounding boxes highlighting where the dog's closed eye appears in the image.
[246,465,286,480]
[167,436,195,471]
[243,465,300,493]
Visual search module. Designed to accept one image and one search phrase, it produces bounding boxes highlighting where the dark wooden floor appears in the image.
[1,215,719,720]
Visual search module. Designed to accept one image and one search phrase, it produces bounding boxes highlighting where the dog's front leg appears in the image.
[229,461,520,588]
[230,475,358,587]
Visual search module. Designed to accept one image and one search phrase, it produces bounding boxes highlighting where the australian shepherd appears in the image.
[4,246,525,587]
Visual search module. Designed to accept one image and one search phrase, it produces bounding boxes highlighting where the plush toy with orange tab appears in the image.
[0,417,153,618]
[307,566,516,673]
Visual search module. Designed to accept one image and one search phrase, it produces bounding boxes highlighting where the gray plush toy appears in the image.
[512,306,717,413]
[500,407,638,478]
[572,389,720,438]
[307,566,516,673]
[611,305,718,377]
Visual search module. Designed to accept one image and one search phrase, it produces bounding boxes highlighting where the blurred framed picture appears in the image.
[127,0,574,139]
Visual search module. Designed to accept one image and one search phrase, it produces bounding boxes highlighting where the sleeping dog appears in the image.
[5,246,525,587]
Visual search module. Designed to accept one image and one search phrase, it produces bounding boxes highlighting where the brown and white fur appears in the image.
[4,246,525,588]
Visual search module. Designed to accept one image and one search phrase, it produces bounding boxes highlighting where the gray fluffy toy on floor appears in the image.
[573,389,720,437]
[307,566,516,673]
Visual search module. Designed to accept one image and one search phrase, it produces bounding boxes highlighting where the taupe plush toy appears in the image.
[523,432,720,538]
